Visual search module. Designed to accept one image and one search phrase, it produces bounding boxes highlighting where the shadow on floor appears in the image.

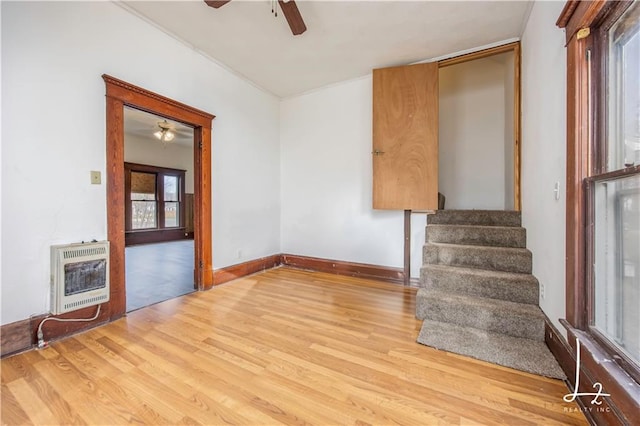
[125,240,195,312]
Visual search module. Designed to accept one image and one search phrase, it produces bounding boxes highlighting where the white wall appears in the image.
[1,1,280,325]
[504,53,515,210]
[125,134,195,193]
[281,77,410,270]
[411,213,428,280]
[439,55,513,210]
[521,0,567,334]
[0,2,3,311]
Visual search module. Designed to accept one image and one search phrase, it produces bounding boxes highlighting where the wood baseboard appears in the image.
[213,254,282,286]
[545,318,635,425]
[544,318,574,382]
[30,307,112,349]
[281,253,405,284]
[1,307,111,359]
[1,317,33,358]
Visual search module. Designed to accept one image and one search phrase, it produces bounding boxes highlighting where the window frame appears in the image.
[586,169,640,382]
[586,0,640,382]
[124,162,186,245]
[129,170,159,230]
[592,1,639,177]
[558,0,640,421]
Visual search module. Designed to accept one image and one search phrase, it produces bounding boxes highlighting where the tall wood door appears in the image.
[372,62,438,210]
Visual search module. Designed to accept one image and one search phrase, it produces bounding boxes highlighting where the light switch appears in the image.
[90,171,101,185]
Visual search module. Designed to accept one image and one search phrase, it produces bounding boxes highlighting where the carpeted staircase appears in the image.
[416,210,565,379]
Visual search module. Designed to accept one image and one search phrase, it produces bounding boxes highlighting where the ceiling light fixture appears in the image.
[154,120,175,144]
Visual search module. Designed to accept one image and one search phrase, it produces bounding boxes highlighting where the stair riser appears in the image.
[424,245,532,274]
[416,292,544,340]
[420,266,539,305]
[427,210,521,227]
[426,226,526,248]
[417,320,566,379]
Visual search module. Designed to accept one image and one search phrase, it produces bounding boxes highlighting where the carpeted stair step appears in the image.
[423,243,532,274]
[427,210,521,227]
[426,224,526,248]
[416,288,545,340]
[416,320,565,379]
[420,264,539,305]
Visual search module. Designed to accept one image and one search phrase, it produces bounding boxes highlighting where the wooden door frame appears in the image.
[438,41,522,210]
[103,75,215,320]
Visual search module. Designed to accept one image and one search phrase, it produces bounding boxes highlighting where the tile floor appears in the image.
[125,240,195,312]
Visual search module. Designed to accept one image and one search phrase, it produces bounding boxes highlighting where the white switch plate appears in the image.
[90,171,101,185]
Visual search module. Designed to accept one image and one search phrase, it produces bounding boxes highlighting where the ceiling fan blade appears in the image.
[204,0,231,9]
[278,0,307,36]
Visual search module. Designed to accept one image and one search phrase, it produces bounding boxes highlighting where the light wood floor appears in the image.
[1,267,586,425]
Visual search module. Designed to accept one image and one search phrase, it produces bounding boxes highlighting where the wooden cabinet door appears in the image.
[372,62,438,210]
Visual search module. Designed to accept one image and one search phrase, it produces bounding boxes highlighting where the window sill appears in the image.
[125,228,190,246]
[560,319,640,424]
[126,227,186,233]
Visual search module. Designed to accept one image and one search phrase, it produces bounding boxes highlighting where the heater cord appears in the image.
[37,305,101,348]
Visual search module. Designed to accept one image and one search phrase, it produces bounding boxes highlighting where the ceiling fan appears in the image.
[154,120,176,143]
[152,119,193,145]
[204,0,307,36]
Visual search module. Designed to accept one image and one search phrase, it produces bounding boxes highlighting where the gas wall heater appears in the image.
[50,241,110,315]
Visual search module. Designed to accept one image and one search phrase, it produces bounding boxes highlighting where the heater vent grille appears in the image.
[51,241,110,315]
[63,246,107,259]
[64,294,109,311]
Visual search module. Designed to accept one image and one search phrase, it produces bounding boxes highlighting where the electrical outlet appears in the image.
[90,171,101,185]
[237,249,242,259]
[540,283,545,299]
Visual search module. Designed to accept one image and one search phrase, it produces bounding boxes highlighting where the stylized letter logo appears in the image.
[563,337,611,405]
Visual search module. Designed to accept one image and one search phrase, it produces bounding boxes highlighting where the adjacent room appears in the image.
[2,0,638,425]
[123,107,197,312]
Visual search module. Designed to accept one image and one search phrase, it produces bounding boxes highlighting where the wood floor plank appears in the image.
[1,267,587,425]
[1,349,44,384]
[5,378,57,425]
[0,383,32,425]
[267,346,529,425]
[92,334,146,368]
[96,376,175,425]
[263,353,459,425]
[137,362,255,424]
[31,356,140,425]
[26,374,87,425]
[115,371,192,424]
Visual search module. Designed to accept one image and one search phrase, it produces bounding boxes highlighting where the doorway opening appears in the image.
[104,75,215,321]
[438,51,516,210]
[438,42,521,211]
[123,107,196,312]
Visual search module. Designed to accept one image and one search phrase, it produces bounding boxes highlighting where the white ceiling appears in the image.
[120,0,531,98]
[124,106,194,147]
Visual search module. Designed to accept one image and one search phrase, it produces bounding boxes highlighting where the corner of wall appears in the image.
[520,0,568,336]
